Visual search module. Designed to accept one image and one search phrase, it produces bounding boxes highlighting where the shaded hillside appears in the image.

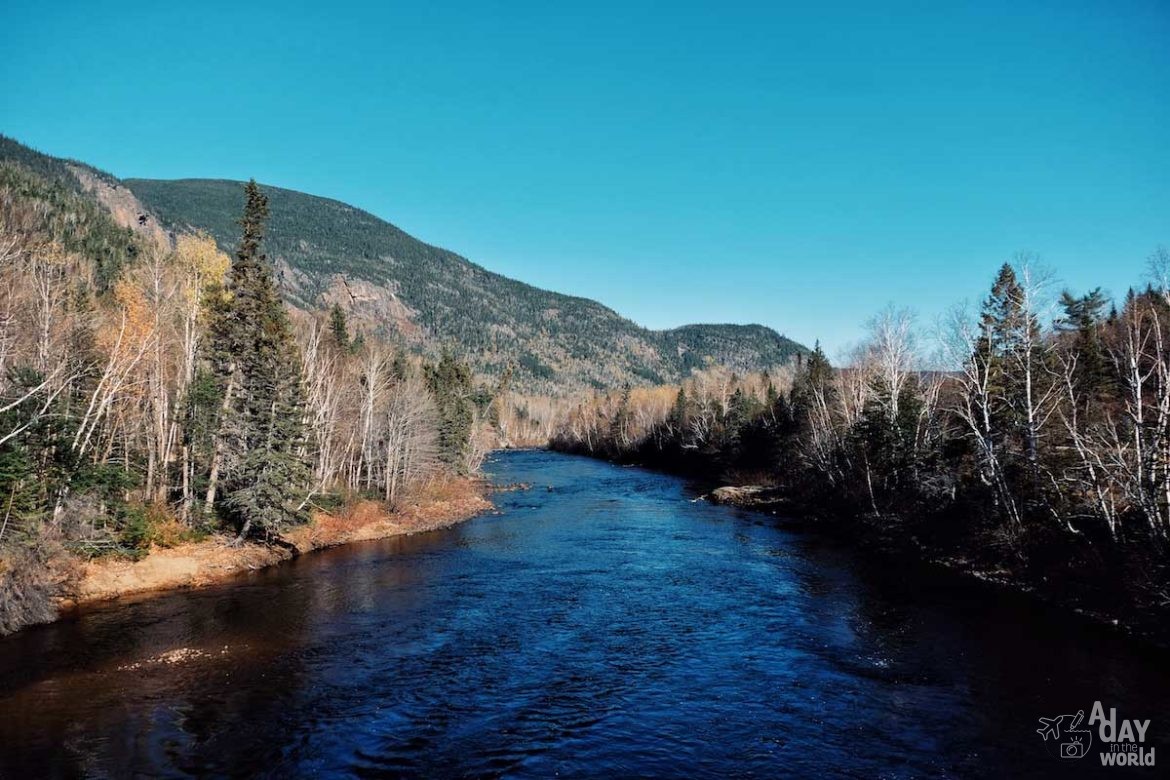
[0,134,116,193]
[0,135,143,290]
[125,178,807,390]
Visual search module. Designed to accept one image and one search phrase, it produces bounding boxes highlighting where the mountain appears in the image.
[124,179,808,390]
[1,136,807,391]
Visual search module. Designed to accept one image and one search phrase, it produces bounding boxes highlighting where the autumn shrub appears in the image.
[320,500,388,535]
[312,491,347,512]
[404,474,480,506]
[118,502,203,554]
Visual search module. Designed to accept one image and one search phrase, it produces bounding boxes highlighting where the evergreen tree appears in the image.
[425,349,475,472]
[764,378,780,413]
[668,386,690,435]
[204,181,311,540]
[1058,288,1111,399]
[721,387,756,456]
[328,303,351,352]
[851,375,927,511]
[390,348,409,381]
[610,383,632,451]
[805,342,833,388]
[791,341,832,410]
[978,262,1047,462]
[0,368,70,532]
[980,264,1030,358]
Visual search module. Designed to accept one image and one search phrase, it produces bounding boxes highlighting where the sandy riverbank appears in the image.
[65,478,492,609]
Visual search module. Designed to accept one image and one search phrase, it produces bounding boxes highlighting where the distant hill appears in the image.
[1,136,807,391]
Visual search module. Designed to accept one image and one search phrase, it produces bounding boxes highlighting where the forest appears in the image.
[551,255,1170,637]
[0,162,489,633]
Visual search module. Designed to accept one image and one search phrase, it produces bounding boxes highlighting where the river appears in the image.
[0,450,1167,777]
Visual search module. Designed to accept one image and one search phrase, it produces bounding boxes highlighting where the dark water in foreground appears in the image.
[1,450,1168,778]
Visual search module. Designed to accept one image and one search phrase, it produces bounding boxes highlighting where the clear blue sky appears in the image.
[3,1,1167,356]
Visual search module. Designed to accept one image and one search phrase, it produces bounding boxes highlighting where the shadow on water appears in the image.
[0,449,1167,778]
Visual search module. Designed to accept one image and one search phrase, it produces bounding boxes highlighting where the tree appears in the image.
[383,373,440,504]
[793,342,832,402]
[667,386,690,437]
[171,235,229,518]
[0,367,77,538]
[763,374,780,412]
[609,383,632,452]
[721,387,759,458]
[203,181,311,540]
[328,303,351,352]
[978,259,1058,466]
[1058,288,1110,400]
[844,306,921,513]
[424,349,475,472]
[791,342,842,481]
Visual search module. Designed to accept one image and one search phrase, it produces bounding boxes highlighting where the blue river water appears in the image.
[0,449,1167,778]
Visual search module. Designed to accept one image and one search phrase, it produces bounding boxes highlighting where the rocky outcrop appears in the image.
[708,485,769,505]
[705,485,793,511]
[69,165,172,251]
[319,274,423,342]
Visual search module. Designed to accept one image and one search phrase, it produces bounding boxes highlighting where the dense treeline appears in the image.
[553,255,1170,637]
[0,169,484,633]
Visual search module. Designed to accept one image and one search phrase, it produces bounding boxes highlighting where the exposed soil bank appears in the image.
[62,478,492,610]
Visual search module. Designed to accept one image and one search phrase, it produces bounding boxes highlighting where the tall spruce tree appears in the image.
[978,263,1048,462]
[721,387,756,456]
[204,181,311,541]
[328,303,352,352]
[668,386,690,434]
[792,341,832,408]
[1058,288,1110,399]
[425,349,475,472]
[980,264,1029,357]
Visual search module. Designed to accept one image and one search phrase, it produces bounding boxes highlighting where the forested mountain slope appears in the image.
[0,136,807,391]
[124,178,807,390]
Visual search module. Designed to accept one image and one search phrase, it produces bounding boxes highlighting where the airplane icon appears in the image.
[1037,710,1085,742]
[1037,717,1063,741]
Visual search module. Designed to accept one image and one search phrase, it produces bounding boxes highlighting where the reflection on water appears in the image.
[1,450,1167,777]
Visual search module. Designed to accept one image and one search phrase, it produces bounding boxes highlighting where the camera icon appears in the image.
[1060,737,1089,759]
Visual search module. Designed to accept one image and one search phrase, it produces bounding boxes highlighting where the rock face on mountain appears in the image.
[0,135,807,392]
[67,165,173,250]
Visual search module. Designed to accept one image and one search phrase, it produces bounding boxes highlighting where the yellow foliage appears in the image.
[98,278,153,357]
[126,502,203,550]
[173,233,229,307]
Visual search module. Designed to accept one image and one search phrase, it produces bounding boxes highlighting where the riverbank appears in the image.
[700,476,1170,647]
[550,438,1170,648]
[62,477,492,610]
